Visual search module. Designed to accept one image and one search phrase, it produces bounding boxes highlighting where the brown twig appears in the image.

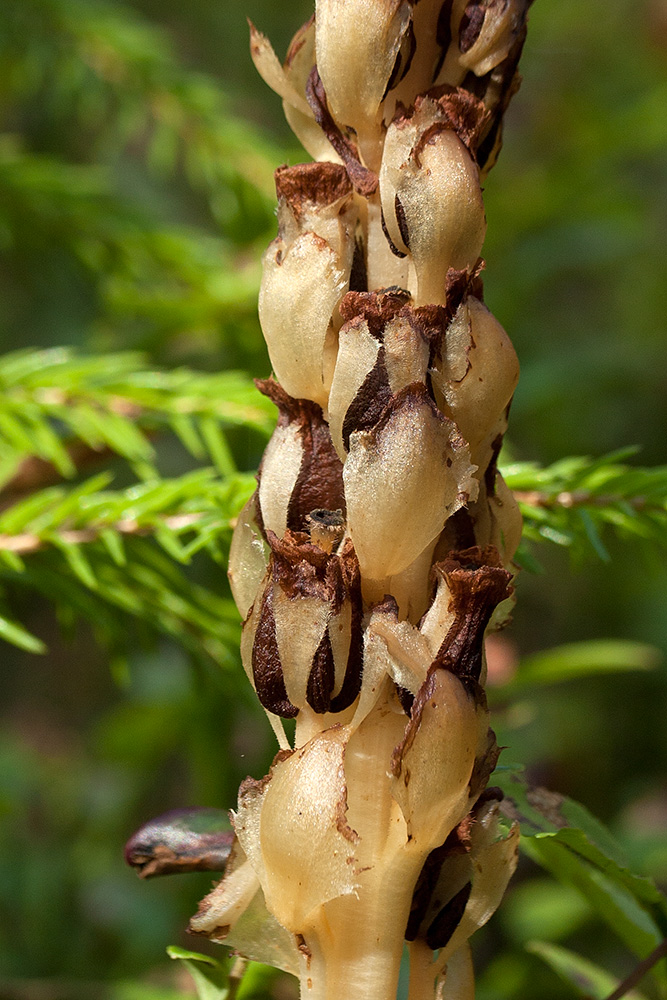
[0,442,119,510]
[602,938,667,1000]
[514,490,649,511]
[0,513,209,555]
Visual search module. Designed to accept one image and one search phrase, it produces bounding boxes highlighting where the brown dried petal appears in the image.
[305,68,379,196]
[426,881,472,950]
[306,629,336,712]
[328,540,365,712]
[328,321,383,461]
[341,349,392,452]
[257,381,346,537]
[272,584,333,711]
[275,161,352,217]
[252,583,299,719]
[433,545,513,684]
[404,814,474,941]
[410,86,490,155]
[275,162,357,287]
[339,288,412,335]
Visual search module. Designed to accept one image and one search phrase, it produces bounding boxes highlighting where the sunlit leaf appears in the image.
[167,946,231,1000]
[527,940,647,999]
[511,640,661,689]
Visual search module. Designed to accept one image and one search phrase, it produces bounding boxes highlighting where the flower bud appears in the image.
[391,665,483,845]
[235,729,359,931]
[456,0,528,77]
[380,104,486,305]
[259,227,349,408]
[327,289,432,461]
[315,0,413,149]
[431,295,519,467]
[365,598,433,697]
[246,530,363,720]
[275,162,356,273]
[406,796,519,979]
[463,471,523,571]
[344,385,477,582]
[255,380,345,540]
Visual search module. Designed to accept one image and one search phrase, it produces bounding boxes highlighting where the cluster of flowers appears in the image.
[192,2,532,997]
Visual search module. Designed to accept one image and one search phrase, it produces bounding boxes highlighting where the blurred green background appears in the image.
[0,0,666,997]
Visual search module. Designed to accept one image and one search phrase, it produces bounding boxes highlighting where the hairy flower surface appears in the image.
[192,3,533,997]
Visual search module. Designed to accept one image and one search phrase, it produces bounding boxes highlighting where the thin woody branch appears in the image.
[515,489,653,511]
[0,513,210,555]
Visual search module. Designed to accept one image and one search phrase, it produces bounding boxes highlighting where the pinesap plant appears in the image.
[185,3,530,997]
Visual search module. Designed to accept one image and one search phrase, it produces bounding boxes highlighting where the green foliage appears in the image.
[0,346,273,486]
[0,347,270,661]
[167,947,234,1000]
[505,638,661,691]
[498,771,667,996]
[167,949,283,1000]
[0,0,279,227]
[0,0,284,364]
[504,450,667,564]
[0,468,255,661]
[525,941,647,1000]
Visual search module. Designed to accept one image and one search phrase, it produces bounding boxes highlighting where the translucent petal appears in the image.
[316,0,412,138]
[344,388,477,581]
[391,669,482,845]
[228,493,269,619]
[327,320,381,460]
[259,233,347,408]
[249,23,312,116]
[273,585,333,710]
[432,297,519,455]
[241,730,359,930]
[258,421,303,540]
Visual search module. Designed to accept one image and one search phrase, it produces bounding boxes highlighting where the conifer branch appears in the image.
[504,451,667,560]
[0,348,274,491]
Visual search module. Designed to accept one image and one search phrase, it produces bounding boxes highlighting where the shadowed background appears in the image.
[0,0,666,997]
